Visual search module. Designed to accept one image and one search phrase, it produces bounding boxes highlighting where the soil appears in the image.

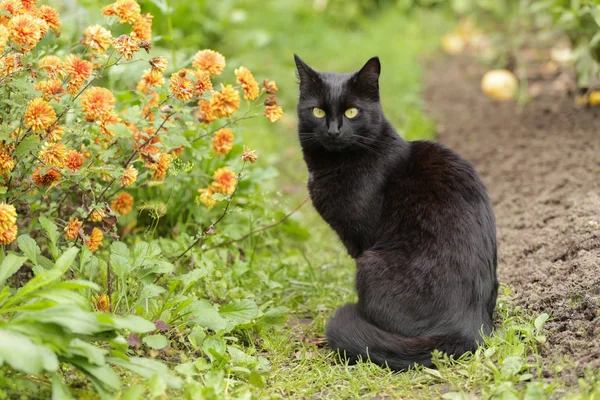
[423,56,600,385]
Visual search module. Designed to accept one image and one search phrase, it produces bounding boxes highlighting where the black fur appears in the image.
[294,55,498,370]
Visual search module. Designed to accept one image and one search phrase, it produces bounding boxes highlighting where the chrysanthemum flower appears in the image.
[101,0,141,23]
[64,55,93,94]
[65,150,84,172]
[263,79,278,94]
[0,151,14,174]
[32,166,61,186]
[86,227,103,252]
[264,104,283,123]
[0,54,22,76]
[19,0,36,11]
[0,0,24,26]
[195,71,213,94]
[241,146,258,163]
[209,84,240,119]
[112,34,139,60]
[0,224,17,245]
[235,66,260,101]
[8,14,41,52]
[211,128,234,156]
[39,55,63,78]
[0,25,8,55]
[64,217,82,241]
[37,5,60,35]
[196,99,216,124]
[151,153,171,180]
[92,294,111,312]
[88,209,105,222]
[34,16,49,38]
[149,57,167,74]
[111,192,134,215]
[45,125,64,142]
[169,69,195,101]
[132,12,152,41]
[192,49,226,76]
[35,78,64,100]
[197,185,218,209]
[83,25,111,54]
[142,91,159,121]
[169,146,184,158]
[80,86,115,122]
[38,141,66,167]
[24,98,56,132]
[212,167,237,195]
[120,165,138,187]
[136,69,164,93]
[0,203,17,234]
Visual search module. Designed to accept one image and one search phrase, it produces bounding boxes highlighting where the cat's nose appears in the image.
[326,129,341,138]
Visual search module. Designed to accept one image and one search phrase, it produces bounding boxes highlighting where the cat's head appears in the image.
[294,55,384,152]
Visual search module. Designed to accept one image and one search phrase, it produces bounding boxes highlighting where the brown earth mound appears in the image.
[424,57,600,382]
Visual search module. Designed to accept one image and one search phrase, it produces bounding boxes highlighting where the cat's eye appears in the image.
[345,108,359,119]
[312,108,326,118]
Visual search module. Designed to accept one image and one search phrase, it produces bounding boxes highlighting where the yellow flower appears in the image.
[195,70,213,94]
[64,55,93,94]
[212,167,237,195]
[169,69,195,101]
[37,5,60,35]
[34,16,49,38]
[8,14,41,52]
[25,98,56,132]
[38,141,66,167]
[149,57,167,74]
[86,227,103,252]
[35,78,64,101]
[132,13,152,41]
[32,166,61,186]
[264,104,283,123]
[0,203,17,235]
[136,69,164,93]
[111,192,134,215]
[151,153,171,180]
[197,185,218,209]
[45,125,64,142]
[83,25,112,54]
[196,99,215,124]
[209,84,240,119]
[64,217,82,241]
[192,49,226,76]
[112,34,139,60]
[88,209,105,222]
[92,294,111,312]
[39,55,63,78]
[101,0,141,24]
[0,54,22,76]
[211,128,234,156]
[235,66,260,101]
[80,86,116,122]
[241,146,258,163]
[0,224,17,245]
[120,165,138,187]
[0,151,14,174]
[19,0,36,12]
[65,150,84,172]
[0,25,8,55]
[263,79,278,95]
[0,0,24,26]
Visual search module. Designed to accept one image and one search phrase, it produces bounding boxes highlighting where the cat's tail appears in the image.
[325,303,476,370]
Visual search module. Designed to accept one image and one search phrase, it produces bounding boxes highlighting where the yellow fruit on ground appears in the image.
[481,70,518,101]
[588,91,600,106]
[440,33,465,55]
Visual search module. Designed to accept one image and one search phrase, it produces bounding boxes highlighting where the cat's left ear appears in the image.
[352,57,381,99]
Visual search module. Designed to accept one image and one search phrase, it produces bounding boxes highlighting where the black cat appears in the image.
[294,55,498,370]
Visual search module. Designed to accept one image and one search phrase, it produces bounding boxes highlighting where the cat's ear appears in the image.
[351,57,381,99]
[294,54,320,86]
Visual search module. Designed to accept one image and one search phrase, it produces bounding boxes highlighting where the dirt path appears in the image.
[423,57,600,383]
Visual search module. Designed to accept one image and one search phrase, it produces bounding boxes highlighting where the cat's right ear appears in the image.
[294,54,320,87]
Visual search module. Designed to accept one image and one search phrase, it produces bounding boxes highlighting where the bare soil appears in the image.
[424,56,600,384]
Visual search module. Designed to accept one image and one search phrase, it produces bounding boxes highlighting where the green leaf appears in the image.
[501,356,524,378]
[121,384,146,400]
[109,357,182,389]
[14,135,40,157]
[534,313,549,331]
[55,247,80,273]
[18,234,40,265]
[0,328,59,375]
[68,338,107,365]
[220,299,258,325]
[143,334,168,350]
[70,357,121,391]
[0,253,27,287]
[203,337,226,362]
[108,314,156,333]
[14,306,102,335]
[249,370,265,388]
[188,300,228,332]
[52,373,75,400]
[39,216,60,247]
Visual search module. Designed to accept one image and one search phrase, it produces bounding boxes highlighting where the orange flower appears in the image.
[241,146,258,163]
[197,185,219,209]
[39,55,63,78]
[112,34,139,60]
[0,0,24,25]
[45,125,64,142]
[132,13,152,41]
[0,151,14,173]
[151,153,171,180]
[92,294,111,312]
[37,5,60,35]
[86,227,103,252]
[264,105,283,123]
[65,150,84,172]
[149,57,167,74]
[120,165,138,187]
[169,69,195,101]
[111,192,134,215]
[38,141,66,167]
[211,128,234,156]
[0,25,8,55]
[8,14,41,52]
[32,166,61,186]
[80,86,116,122]
[101,0,141,23]
[212,167,237,195]
[64,55,93,94]
[195,71,213,94]
[263,79,278,94]
[209,84,240,119]
[35,78,64,101]
[0,54,22,76]
[196,99,215,124]
[142,91,159,120]
[88,209,105,222]
[0,224,17,245]
[192,49,226,76]
[136,69,164,93]
[19,0,36,12]
[83,25,111,54]
[235,66,259,101]
[64,217,82,241]
[25,98,56,132]
[0,203,17,234]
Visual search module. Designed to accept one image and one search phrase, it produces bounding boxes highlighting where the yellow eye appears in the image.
[345,108,359,118]
[312,107,325,118]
